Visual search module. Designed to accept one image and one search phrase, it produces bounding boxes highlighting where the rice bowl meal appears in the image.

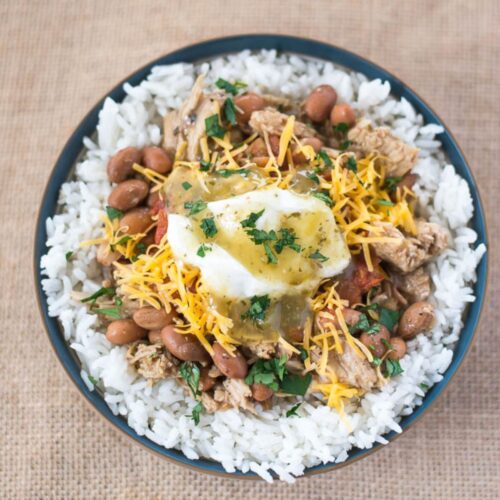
[40,49,486,482]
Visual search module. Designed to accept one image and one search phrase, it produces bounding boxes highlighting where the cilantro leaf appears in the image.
[309,250,329,262]
[349,313,371,334]
[385,358,404,377]
[241,295,271,324]
[81,287,116,305]
[215,78,246,96]
[184,199,207,216]
[306,171,320,184]
[299,347,309,361]
[205,114,225,138]
[419,383,429,391]
[264,242,277,264]
[312,191,333,207]
[245,228,277,245]
[377,199,395,207]
[179,362,201,398]
[281,373,312,396]
[334,122,349,133]
[346,156,358,173]
[114,235,132,246]
[65,251,74,262]
[94,307,121,319]
[240,209,264,228]
[223,97,237,125]
[245,355,287,391]
[200,160,212,172]
[379,307,400,332]
[182,181,192,191]
[196,244,212,257]
[106,206,123,221]
[286,403,302,418]
[87,374,99,386]
[190,401,203,425]
[316,149,333,167]
[200,217,217,238]
[217,168,250,178]
[384,176,403,193]
[371,356,383,366]
[135,242,146,254]
[339,140,352,151]
[274,228,301,254]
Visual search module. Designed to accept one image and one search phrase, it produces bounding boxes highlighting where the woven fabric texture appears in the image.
[1,0,499,498]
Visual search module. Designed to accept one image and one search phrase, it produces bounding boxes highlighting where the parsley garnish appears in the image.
[385,358,404,377]
[87,374,99,386]
[179,362,201,398]
[419,383,429,391]
[81,287,115,305]
[65,251,74,262]
[217,168,250,177]
[381,338,394,350]
[264,242,277,264]
[274,228,301,254]
[106,206,123,221]
[309,250,329,262]
[114,235,132,247]
[223,97,237,125]
[334,122,349,133]
[379,307,400,332]
[196,244,212,257]
[200,217,217,238]
[190,401,203,425]
[316,150,333,167]
[136,242,146,254]
[241,294,271,324]
[240,209,264,228]
[349,313,380,335]
[114,296,123,306]
[245,355,287,391]
[371,356,383,366]
[286,403,302,418]
[245,228,277,245]
[280,373,312,396]
[306,171,320,184]
[94,307,121,319]
[384,176,403,193]
[339,140,352,151]
[346,156,358,173]
[299,347,309,361]
[377,199,395,207]
[200,159,211,172]
[215,78,246,95]
[205,114,225,138]
[182,181,192,191]
[184,199,207,216]
[312,191,333,207]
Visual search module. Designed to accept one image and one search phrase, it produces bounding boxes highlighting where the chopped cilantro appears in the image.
[264,242,277,264]
[334,122,349,133]
[217,168,250,177]
[274,228,301,254]
[136,242,146,254]
[245,228,277,245]
[200,159,211,172]
[339,140,352,151]
[215,78,246,96]
[223,97,237,125]
[65,251,74,262]
[184,199,207,216]
[316,149,333,167]
[349,313,371,334]
[286,403,302,418]
[81,287,115,305]
[379,307,400,332]
[346,156,358,173]
[94,307,121,319]
[245,355,287,391]
[106,206,123,221]
[240,209,264,228]
[371,356,383,366]
[179,362,201,398]
[419,383,429,391]
[200,217,217,238]
[190,401,203,425]
[306,171,320,184]
[114,235,132,246]
[309,250,329,262]
[312,191,333,207]
[377,199,395,207]
[385,358,404,377]
[205,114,225,138]
[87,374,99,386]
[114,296,123,306]
[196,244,212,257]
[384,176,403,193]
[182,181,192,191]
[299,347,309,361]
[381,338,394,350]
[241,294,271,324]
[280,373,312,396]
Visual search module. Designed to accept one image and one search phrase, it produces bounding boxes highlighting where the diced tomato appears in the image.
[154,208,168,244]
[352,255,385,293]
[150,198,165,215]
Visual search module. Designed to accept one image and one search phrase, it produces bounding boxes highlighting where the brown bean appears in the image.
[234,92,266,124]
[211,342,248,379]
[199,366,217,392]
[387,337,407,360]
[360,325,391,358]
[142,146,173,175]
[292,137,324,164]
[396,173,419,192]
[305,85,338,123]
[318,307,361,330]
[253,156,270,167]
[268,135,281,156]
[335,280,362,306]
[251,383,274,402]
[161,325,210,362]
[133,306,177,330]
[330,103,356,127]
[107,147,143,183]
[248,137,268,157]
[148,329,163,344]
[108,179,149,211]
[120,207,153,235]
[106,319,147,345]
[398,301,435,339]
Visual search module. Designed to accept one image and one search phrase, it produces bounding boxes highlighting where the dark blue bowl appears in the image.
[34,34,488,479]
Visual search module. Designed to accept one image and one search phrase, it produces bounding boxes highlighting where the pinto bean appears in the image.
[292,137,324,164]
[133,306,177,330]
[251,383,274,402]
[106,319,147,345]
[199,366,217,392]
[396,173,419,192]
[148,329,163,344]
[107,147,143,183]
[248,137,268,157]
[398,301,435,339]
[161,325,210,362]
[108,179,149,211]
[336,280,363,306]
[142,146,173,174]
[305,85,337,123]
[386,337,407,360]
[318,307,361,331]
[120,207,153,235]
[253,156,270,167]
[234,92,266,124]
[268,135,281,156]
[360,325,391,358]
[330,103,356,127]
[211,342,248,379]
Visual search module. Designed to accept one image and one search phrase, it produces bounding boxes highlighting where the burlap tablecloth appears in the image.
[1,0,499,497]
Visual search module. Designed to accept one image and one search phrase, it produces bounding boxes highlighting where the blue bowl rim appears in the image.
[33,34,489,480]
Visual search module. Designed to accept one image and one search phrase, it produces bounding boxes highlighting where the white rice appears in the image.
[40,50,486,482]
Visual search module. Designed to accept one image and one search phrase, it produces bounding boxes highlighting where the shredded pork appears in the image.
[126,342,178,385]
[249,108,318,139]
